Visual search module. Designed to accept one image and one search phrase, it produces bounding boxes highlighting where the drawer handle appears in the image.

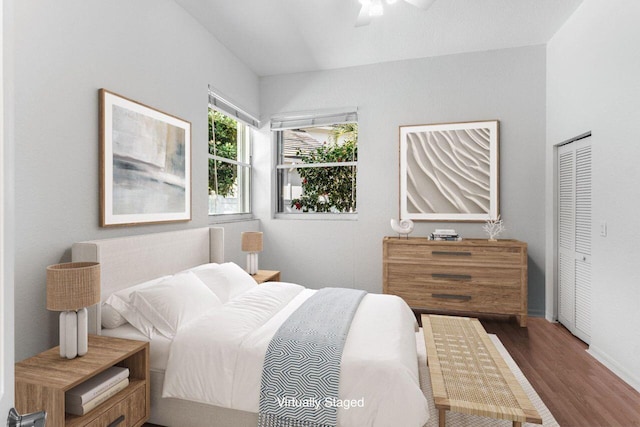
[432,293,472,301]
[107,415,125,427]
[432,273,472,280]
[432,251,472,256]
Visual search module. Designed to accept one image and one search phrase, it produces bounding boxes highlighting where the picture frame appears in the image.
[99,89,191,227]
[399,120,499,221]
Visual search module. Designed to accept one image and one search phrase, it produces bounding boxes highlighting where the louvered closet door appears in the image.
[557,138,592,344]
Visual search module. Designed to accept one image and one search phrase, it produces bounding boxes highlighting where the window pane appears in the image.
[209,109,238,160]
[279,165,357,213]
[209,159,250,215]
[281,125,357,165]
[277,123,357,214]
[208,107,251,216]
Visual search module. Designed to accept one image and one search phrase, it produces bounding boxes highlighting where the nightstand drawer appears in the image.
[84,383,145,427]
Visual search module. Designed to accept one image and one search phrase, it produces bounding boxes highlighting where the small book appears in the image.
[66,366,129,406]
[65,378,129,416]
[434,229,457,235]
[429,234,462,241]
[433,233,458,238]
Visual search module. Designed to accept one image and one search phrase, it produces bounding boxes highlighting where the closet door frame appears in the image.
[555,132,592,344]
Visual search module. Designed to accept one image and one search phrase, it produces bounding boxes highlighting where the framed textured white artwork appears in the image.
[399,120,499,221]
[99,89,191,226]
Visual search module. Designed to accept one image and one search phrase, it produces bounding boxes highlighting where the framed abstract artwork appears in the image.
[99,89,191,226]
[399,120,499,221]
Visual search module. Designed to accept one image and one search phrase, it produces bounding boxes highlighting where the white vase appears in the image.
[60,311,78,359]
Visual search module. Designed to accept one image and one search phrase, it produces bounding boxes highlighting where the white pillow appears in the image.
[102,276,170,336]
[130,271,222,339]
[100,304,127,329]
[190,262,257,303]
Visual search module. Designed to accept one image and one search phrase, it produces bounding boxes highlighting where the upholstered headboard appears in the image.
[72,227,224,334]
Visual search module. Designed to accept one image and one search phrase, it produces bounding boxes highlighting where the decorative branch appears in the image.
[483,216,505,241]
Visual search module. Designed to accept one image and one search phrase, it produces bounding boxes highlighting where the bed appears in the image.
[72,227,429,427]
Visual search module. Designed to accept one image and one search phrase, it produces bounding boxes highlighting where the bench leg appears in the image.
[439,409,446,427]
[513,422,522,427]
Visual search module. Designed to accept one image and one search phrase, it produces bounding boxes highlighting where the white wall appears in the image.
[546,0,640,391]
[13,0,259,360]
[256,46,547,313]
[1,0,15,414]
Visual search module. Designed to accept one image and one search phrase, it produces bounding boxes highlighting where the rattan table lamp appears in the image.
[46,262,100,359]
[241,231,263,275]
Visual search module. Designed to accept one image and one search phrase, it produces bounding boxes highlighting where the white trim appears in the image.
[208,87,260,129]
[208,154,251,168]
[276,161,357,169]
[0,0,4,399]
[208,212,254,223]
[546,143,559,321]
[271,107,358,130]
[588,346,640,393]
[275,212,358,221]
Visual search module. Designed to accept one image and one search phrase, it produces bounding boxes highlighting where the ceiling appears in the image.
[174,0,583,77]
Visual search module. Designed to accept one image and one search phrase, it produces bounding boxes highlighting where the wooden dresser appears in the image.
[383,237,529,326]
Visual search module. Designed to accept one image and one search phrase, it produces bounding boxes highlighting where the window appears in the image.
[208,89,258,216]
[273,109,358,215]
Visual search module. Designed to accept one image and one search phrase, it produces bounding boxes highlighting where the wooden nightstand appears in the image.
[252,270,281,284]
[15,335,150,427]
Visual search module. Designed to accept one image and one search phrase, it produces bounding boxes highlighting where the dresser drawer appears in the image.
[84,382,146,427]
[390,283,522,314]
[385,241,524,267]
[386,263,522,289]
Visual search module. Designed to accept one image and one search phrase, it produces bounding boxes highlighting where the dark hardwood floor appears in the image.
[481,316,640,427]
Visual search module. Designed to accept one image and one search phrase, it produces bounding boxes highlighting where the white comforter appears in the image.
[162,282,429,427]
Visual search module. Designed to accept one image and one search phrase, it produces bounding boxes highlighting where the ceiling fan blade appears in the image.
[403,0,436,10]
[355,4,372,27]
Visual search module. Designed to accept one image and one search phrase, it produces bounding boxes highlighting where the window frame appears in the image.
[272,109,358,219]
[207,89,258,220]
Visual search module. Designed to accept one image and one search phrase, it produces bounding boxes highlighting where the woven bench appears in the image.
[422,314,542,427]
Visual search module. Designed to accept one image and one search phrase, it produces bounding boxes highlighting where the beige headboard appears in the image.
[72,227,224,334]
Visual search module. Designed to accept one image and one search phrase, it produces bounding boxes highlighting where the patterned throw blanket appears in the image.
[258,287,367,427]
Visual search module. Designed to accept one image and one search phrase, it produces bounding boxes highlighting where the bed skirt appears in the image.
[149,369,258,426]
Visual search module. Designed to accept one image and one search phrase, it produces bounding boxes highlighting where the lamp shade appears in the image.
[241,232,263,253]
[46,262,100,311]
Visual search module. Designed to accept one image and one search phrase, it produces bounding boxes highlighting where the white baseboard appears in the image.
[588,345,640,393]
